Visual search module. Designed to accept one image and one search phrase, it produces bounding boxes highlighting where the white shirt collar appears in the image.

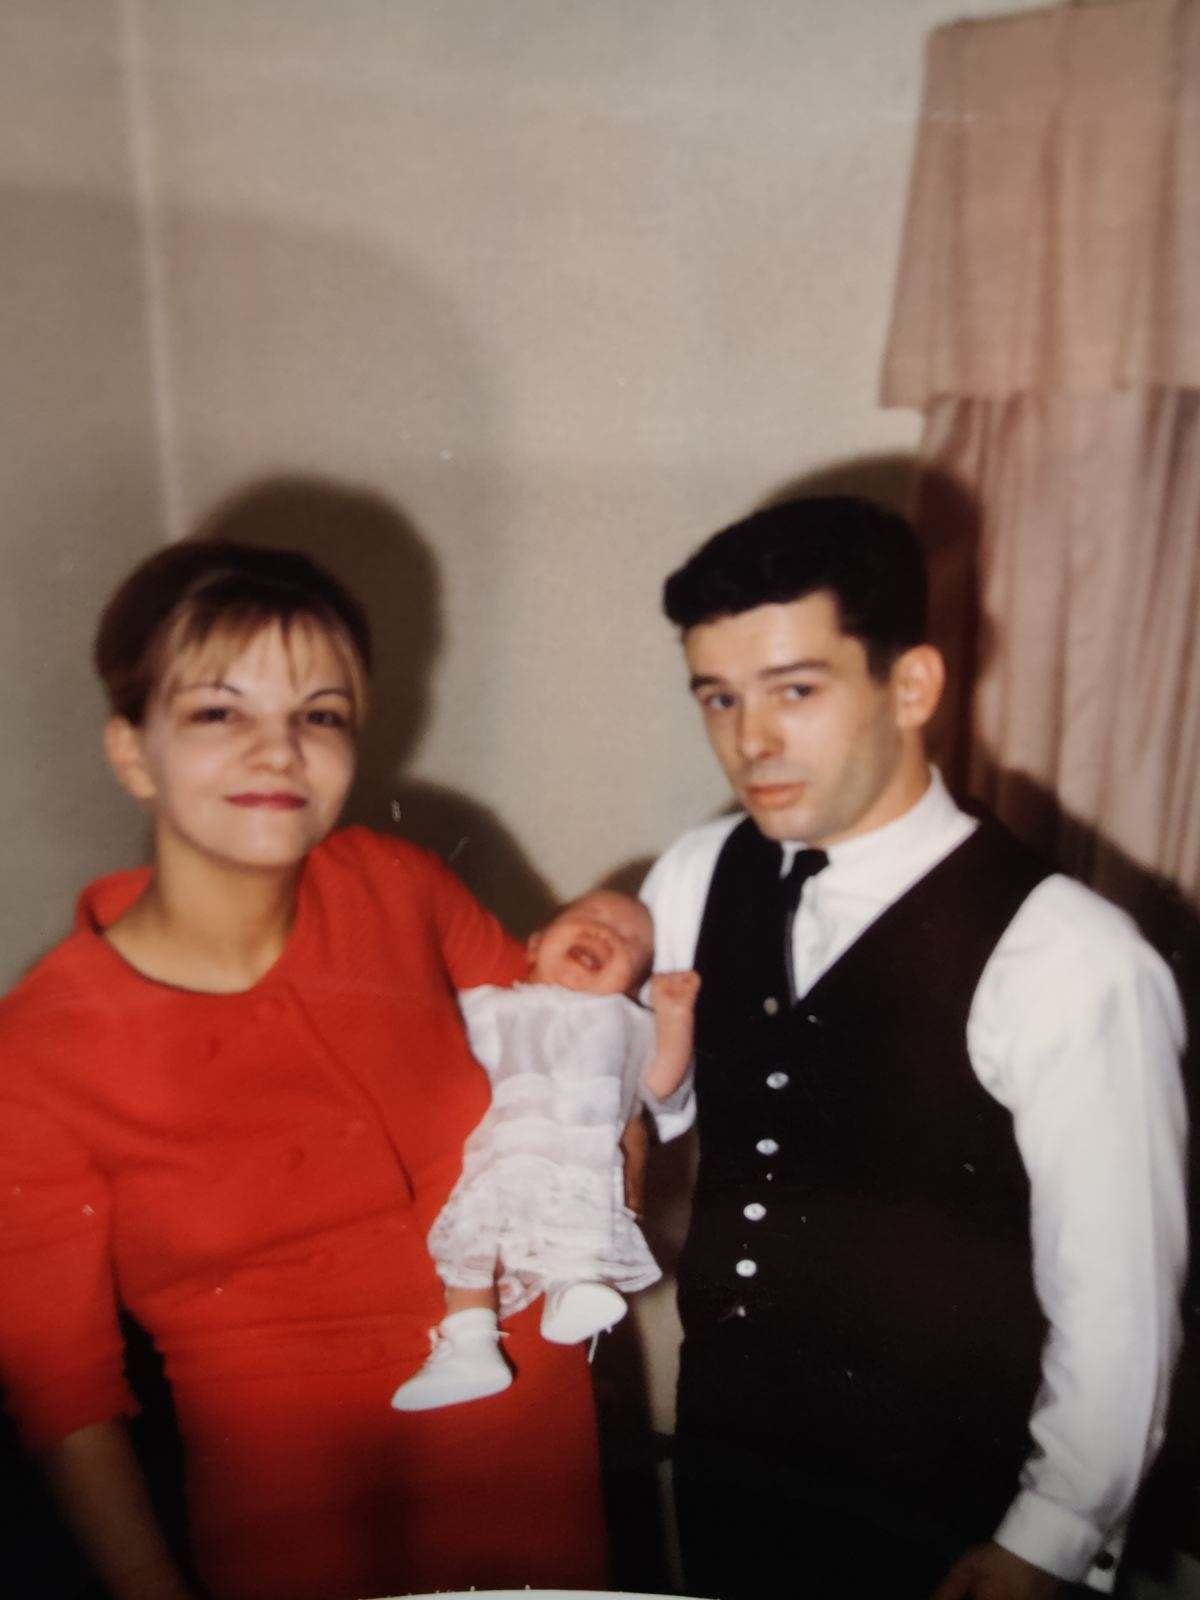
[780,768,975,903]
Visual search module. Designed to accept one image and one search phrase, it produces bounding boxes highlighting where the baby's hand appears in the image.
[650,970,700,1017]
[644,972,700,1101]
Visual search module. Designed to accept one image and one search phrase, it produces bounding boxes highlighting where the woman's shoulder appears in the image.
[3,863,157,1061]
[309,827,490,923]
[312,825,444,882]
[0,924,112,1057]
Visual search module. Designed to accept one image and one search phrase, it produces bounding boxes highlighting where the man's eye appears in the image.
[699,693,735,713]
[305,708,350,731]
[781,683,815,701]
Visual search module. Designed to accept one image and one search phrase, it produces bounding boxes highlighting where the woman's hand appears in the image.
[46,1420,199,1600]
[620,1113,651,1217]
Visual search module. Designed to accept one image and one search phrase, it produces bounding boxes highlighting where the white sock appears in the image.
[440,1306,499,1336]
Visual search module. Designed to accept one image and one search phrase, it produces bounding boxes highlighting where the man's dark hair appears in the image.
[662,495,927,679]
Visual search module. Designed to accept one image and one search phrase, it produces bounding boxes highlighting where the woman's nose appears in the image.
[249,718,302,769]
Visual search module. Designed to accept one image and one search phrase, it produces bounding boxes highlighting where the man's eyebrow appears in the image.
[688,658,832,694]
[760,657,832,679]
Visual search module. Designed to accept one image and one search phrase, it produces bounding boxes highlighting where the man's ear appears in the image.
[103,717,157,802]
[891,645,945,732]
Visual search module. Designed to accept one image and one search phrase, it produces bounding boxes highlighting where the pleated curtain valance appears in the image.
[882,0,1200,406]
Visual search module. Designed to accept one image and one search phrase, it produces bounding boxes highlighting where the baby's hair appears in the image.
[94,539,372,727]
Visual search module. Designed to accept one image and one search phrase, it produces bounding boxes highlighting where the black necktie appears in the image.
[777,847,828,1004]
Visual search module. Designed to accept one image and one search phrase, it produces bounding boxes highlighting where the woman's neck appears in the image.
[105,848,302,994]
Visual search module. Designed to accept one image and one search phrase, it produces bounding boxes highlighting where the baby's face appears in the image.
[527,891,654,997]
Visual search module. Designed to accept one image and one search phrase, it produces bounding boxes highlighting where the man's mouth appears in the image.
[744,781,806,810]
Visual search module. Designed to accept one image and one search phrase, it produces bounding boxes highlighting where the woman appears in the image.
[0,539,606,1600]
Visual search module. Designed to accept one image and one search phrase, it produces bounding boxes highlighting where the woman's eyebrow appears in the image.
[169,678,240,699]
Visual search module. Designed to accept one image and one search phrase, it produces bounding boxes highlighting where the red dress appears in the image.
[0,829,607,1600]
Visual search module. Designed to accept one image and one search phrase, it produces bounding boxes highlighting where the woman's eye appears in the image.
[781,683,815,701]
[700,692,735,713]
[188,706,231,724]
[304,708,350,731]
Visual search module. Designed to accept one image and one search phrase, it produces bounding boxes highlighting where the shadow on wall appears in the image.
[194,476,558,938]
[0,182,164,986]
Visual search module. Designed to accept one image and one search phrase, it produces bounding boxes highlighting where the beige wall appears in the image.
[1,1,162,984]
[1,0,1048,1447]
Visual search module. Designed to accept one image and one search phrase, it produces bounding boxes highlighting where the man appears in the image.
[641,497,1186,1600]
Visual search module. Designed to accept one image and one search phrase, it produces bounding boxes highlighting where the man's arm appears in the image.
[958,876,1187,1597]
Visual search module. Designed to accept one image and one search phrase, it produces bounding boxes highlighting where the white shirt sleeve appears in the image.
[967,876,1188,1589]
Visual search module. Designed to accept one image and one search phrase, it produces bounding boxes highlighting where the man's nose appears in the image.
[735,702,778,762]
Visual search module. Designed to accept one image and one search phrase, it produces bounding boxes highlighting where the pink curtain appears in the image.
[883,0,1200,912]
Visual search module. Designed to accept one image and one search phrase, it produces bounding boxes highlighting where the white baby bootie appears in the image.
[390,1307,512,1411]
[540,1282,627,1344]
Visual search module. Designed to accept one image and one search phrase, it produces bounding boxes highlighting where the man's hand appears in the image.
[931,1542,1061,1600]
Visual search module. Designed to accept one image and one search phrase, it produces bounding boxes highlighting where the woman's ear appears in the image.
[891,644,946,732]
[103,717,157,802]
[525,930,543,969]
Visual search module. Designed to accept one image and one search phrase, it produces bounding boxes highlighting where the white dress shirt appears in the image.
[640,770,1187,1591]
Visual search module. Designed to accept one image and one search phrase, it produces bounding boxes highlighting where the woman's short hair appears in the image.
[94,539,373,726]
[662,495,927,680]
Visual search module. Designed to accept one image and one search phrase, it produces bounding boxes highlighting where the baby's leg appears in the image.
[444,1284,498,1316]
[391,1275,511,1412]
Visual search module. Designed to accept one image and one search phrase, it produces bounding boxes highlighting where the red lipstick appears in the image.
[225,793,307,810]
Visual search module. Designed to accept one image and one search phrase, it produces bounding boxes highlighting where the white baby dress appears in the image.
[428,983,663,1318]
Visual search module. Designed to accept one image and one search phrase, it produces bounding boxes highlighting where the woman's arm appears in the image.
[420,849,528,989]
[46,1420,197,1600]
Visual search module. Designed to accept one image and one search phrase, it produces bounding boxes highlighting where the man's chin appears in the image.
[743,803,815,844]
[741,786,815,843]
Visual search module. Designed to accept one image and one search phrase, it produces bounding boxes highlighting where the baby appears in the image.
[392,889,697,1411]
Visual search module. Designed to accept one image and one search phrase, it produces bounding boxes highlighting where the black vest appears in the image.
[677,815,1052,1540]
